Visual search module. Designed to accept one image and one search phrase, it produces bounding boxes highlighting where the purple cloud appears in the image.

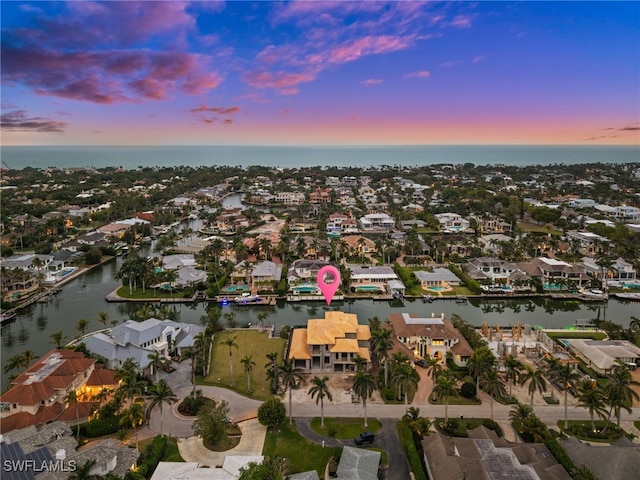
[1,110,67,133]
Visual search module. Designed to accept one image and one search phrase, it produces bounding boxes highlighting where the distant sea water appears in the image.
[1,145,639,170]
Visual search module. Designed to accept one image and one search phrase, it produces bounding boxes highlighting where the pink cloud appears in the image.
[1,110,68,133]
[404,70,431,79]
[244,70,316,95]
[472,55,487,64]
[362,79,383,87]
[191,106,241,115]
[450,15,473,29]
[328,35,415,64]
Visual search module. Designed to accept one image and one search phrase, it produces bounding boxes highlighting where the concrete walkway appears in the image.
[177,419,266,467]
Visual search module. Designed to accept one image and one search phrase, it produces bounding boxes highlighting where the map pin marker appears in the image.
[317,265,341,305]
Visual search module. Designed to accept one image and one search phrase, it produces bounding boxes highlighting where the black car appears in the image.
[354,431,375,446]
[415,359,427,368]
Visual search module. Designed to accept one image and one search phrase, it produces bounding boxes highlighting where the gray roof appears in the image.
[415,268,460,283]
[561,436,640,480]
[336,446,380,480]
[176,267,207,285]
[288,472,320,480]
[251,261,283,281]
[567,339,640,371]
[111,318,166,347]
[82,332,151,369]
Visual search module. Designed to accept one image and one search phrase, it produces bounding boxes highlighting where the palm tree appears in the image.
[97,311,109,330]
[3,350,36,374]
[504,355,522,398]
[425,356,443,382]
[240,355,256,393]
[520,365,547,407]
[265,352,279,394]
[467,347,496,393]
[392,363,420,413]
[76,318,90,337]
[147,379,177,436]
[605,363,640,427]
[64,389,81,442]
[278,358,304,424]
[120,402,145,450]
[308,376,333,428]
[553,364,581,430]
[352,371,376,428]
[509,403,534,432]
[147,351,163,383]
[370,327,393,387]
[432,372,458,422]
[49,330,69,349]
[479,368,506,420]
[222,335,239,386]
[182,347,198,397]
[576,378,607,432]
[352,354,368,372]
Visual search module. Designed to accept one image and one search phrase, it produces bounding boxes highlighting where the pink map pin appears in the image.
[317,265,341,305]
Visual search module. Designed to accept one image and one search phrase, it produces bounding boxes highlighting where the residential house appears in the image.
[1,254,53,271]
[566,230,608,256]
[97,222,129,239]
[434,212,471,233]
[151,456,264,480]
[388,313,473,366]
[561,437,640,480]
[0,350,115,433]
[358,213,395,231]
[414,268,461,288]
[581,256,637,284]
[82,318,205,373]
[422,426,571,480]
[614,206,640,221]
[275,191,305,205]
[464,257,529,287]
[216,209,250,234]
[309,188,332,204]
[287,259,330,286]
[478,234,513,254]
[342,235,376,257]
[567,198,597,209]
[517,257,590,289]
[326,214,358,235]
[250,261,283,291]
[0,268,39,302]
[469,215,512,234]
[162,254,197,270]
[288,312,371,372]
[564,339,640,375]
[289,220,318,233]
[347,265,400,294]
[1,422,139,480]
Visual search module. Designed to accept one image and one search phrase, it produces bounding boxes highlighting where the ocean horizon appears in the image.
[2,144,639,170]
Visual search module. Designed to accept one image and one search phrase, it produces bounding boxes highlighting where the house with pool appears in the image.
[415,268,461,292]
[288,311,371,372]
[387,313,473,366]
[347,265,404,295]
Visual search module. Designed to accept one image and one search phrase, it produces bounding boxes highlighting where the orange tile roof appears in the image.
[0,404,64,434]
[57,402,99,422]
[85,368,117,387]
[0,350,95,406]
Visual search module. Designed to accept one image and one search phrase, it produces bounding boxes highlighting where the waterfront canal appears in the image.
[2,249,640,390]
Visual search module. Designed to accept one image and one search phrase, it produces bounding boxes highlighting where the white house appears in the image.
[434,213,471,233]
[358,213,395,231]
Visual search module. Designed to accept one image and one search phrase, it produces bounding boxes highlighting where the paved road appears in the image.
[146,360,640,477]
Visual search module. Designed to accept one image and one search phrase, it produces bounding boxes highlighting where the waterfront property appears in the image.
[563,339,640,375]
[414,268,461,290]
[347,265,401,294]
[82,318,205,373]
[0,268,39,302]
[288,311,371,372]
[387,313,473,366]
[0,350,116,433]
[464,257,529,288]
[517,257,591,289]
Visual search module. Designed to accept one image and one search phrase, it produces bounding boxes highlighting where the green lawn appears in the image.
[263,421,341,477]
[557,420,625,443]
[201,330,285,401]
[116,286,185,299]
[309,417,382,438]
[138,436,184,462]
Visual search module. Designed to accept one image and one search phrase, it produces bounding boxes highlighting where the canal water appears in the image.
[2,211,640,390]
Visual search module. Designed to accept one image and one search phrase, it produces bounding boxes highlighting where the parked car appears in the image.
[415,359,427,368]
[354,431,375,446]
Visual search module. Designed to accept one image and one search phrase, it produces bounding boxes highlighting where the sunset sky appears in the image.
[1,1,639,146]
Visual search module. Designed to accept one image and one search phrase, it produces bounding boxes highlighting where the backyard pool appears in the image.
[56,267,76,278]
[356,286,383,292]
[222,285,249,293]
[427,286,446,292]
[292,284,319,294]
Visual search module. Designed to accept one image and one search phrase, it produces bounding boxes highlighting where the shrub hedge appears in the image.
[397,419,427,480]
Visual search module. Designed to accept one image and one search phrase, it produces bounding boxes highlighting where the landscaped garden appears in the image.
[202,329,285,401]
[309,417,382,438]
[262,421,342,477]
[557,420,626,443]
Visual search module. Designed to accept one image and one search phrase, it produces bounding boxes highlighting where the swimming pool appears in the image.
[57,267,76,278]
[356,286,383,292]
[427,286,446,291]
[222,285,249,292]
[292,284,319,294]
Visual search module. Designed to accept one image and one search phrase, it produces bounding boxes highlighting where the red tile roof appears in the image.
[85,368,117,387]
[0,403,64,433]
